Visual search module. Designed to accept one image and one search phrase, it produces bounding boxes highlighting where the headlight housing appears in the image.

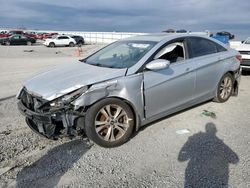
[50,86,88,108]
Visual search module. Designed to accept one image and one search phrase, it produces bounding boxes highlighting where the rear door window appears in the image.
[188,37,221,58]
[58,36,69,40]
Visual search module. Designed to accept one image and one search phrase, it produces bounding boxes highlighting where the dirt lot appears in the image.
[0,45,250,188]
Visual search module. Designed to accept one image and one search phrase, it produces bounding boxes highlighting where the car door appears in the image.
[20,36,27,45]
[143,38,196,118]
[60,36,69,45]
[186,37,225,100]
[10,35,21,45]
[56,36,65,46]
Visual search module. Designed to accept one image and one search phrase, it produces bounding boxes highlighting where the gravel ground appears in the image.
[0,45,250,188]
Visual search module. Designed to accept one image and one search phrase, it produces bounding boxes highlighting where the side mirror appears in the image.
[146,59,170,71]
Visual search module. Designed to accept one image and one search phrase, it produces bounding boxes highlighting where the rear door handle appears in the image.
[186,68,190,72]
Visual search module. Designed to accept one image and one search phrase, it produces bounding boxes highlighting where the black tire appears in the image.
[85,98,135,148]
[69,42,75,47]
[27,41,32,46]
[77,41,83,47]
[213,73,234,103]
[49,42,55,47]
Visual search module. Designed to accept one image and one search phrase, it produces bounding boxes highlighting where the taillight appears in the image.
[236,54,242,62]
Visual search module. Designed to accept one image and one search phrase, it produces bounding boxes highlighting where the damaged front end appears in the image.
[17,87,88,139]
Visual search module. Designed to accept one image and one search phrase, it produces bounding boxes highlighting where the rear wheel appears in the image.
[85,98,134,148]
[49,42,55,47]
[77,41,83,47]
[27,41,32,46]
[214,73,234,103]
[5,41,10,46]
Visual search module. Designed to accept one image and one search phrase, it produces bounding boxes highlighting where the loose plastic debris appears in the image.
[202,110,217,119]
[23,50,34,52]
[176,129,190,135]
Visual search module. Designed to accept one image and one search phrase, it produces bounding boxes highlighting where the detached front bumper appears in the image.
[18,101,84,139]
[18,101,52,124]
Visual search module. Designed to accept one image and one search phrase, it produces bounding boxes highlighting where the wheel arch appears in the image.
[84,96,141,132]
[226,70,239,96]
[49,42,55,47]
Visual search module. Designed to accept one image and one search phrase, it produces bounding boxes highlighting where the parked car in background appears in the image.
[9,30,24,35]
[0,34,36,45]
[24,32,37,39]
[236,37,250,70]
[176,29,187,33]
[36,32,45,40]
[0,32,10,38]
[44,35,76,47]
[216,31,235,40]
[71,35,85,46]
[163,29,176,33]
[17,34,241,148]
[0,30,8,34]
[42,32,58,40]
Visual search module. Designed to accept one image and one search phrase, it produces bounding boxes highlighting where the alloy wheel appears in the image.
[94,104,129,142]
[219,76,233,100]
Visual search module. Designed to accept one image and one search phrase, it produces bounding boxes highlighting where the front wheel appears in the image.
[69,42,75,47]
[214,73,234,103]
[27,41,32,46]
[85,98,134,148]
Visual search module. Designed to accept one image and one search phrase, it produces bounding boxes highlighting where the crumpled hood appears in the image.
[24,61,127,100]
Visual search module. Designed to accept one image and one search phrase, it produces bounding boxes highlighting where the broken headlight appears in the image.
[50,86,88,108]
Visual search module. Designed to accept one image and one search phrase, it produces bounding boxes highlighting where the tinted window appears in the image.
[216,43,227,52]
[188,37,219,58]
[58,36,69,39]
[11,35,20,40]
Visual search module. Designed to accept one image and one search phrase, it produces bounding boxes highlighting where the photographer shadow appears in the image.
[17,139,91,188]
[178,122,239,188]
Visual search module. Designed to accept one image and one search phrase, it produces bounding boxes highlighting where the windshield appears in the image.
[84,40,156,69]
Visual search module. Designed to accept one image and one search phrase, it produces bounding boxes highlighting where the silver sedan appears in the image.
[17,34,241,147]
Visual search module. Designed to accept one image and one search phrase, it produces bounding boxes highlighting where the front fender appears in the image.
[72,74,145,130]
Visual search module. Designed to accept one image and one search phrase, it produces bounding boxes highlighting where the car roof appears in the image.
[124,33,209,42]
[123,33,229,50]
[57,35,71,37]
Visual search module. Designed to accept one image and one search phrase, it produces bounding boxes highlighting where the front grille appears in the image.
[20,88,46,112]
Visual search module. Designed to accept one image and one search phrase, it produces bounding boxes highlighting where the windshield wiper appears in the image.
[92,63,115,68]
[80,60,116,68]
[79,58,86,62]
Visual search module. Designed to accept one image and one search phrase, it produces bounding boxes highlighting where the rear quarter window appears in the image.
[188,37,226,58]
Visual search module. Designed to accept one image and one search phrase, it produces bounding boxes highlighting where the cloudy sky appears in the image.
[0,0,249,39]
